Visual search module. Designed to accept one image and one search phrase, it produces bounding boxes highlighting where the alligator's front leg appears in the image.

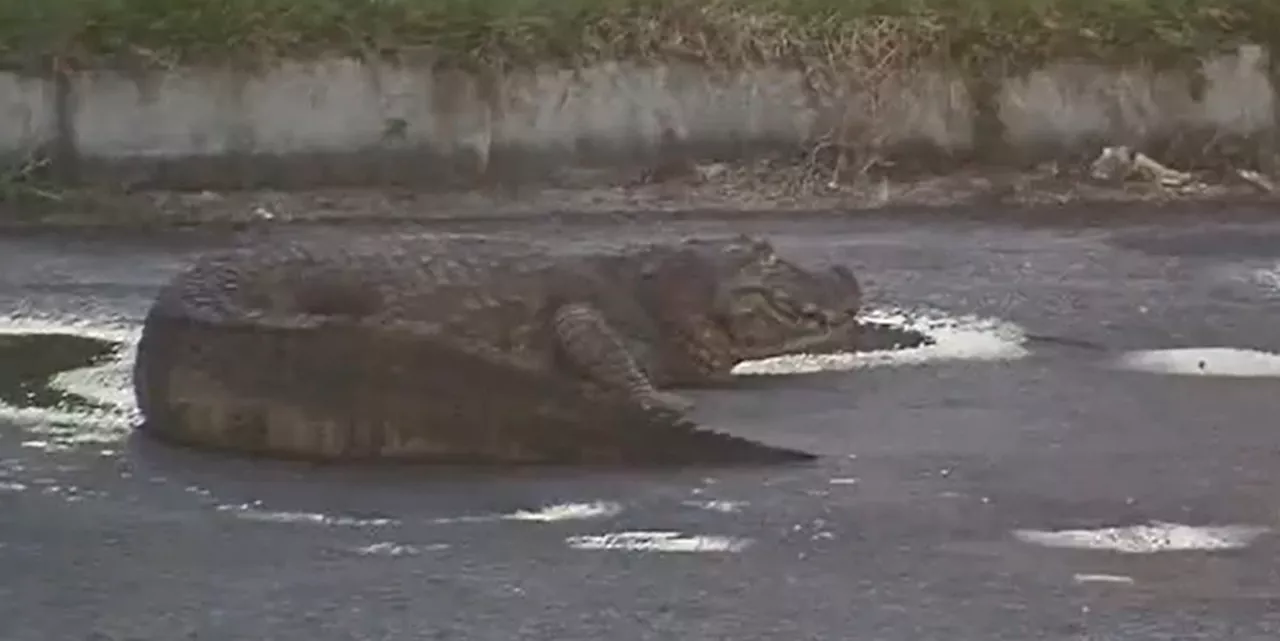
[552,303,693,416]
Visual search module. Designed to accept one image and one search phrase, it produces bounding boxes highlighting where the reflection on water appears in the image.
[0,333,119,411]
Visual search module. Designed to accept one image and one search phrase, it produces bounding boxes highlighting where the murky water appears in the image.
[0,334,120,410]
[3,221,1280,641]
[0,315,141,451]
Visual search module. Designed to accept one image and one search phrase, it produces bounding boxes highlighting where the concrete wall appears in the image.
[0,45,1273,189]
[0,72,58,161]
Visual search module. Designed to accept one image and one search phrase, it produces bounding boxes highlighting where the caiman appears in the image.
[132,231,864,465]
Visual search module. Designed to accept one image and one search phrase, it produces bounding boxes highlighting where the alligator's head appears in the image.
[689,235,864,361]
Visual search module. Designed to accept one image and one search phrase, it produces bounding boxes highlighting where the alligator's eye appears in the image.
[794,304,827,327]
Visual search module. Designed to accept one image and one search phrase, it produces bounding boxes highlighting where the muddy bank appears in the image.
[3,160,1279,232]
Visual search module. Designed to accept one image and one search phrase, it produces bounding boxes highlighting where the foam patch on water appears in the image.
[1073,574,1135,585]
[217,500,618,529]
[0,314,141,451]
[215,502,398,527]
[0,313,138,343]
[350,542,450,557]
[502,501,623,522]
[50,341,138,411]
[430,501,625,525]
[1252,264,1280,294]
[566,531,752,553]
[1013,522,1269,553]
[682,500,746,513]
[733,306,1028,376]
[1112,347,1280,378]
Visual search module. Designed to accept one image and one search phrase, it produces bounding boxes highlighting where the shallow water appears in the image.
[3,218,1280,641]
[0,333,119,410]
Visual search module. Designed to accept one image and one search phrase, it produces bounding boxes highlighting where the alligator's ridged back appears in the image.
[149,232,557,327]
[133,305,814,466]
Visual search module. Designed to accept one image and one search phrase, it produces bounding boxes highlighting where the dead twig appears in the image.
[0,149,63,204]
[1089,145,1203,193]
[1235,168,1276,193]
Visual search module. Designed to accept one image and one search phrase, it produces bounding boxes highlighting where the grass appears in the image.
[0,0,1277,72]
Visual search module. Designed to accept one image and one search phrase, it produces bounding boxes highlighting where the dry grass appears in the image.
[0,0,1276,71]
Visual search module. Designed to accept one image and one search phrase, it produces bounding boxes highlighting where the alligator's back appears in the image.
[145,232,556,326]
[133,232,815,466]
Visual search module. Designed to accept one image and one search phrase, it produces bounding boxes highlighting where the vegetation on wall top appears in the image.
[0,0,1276,72]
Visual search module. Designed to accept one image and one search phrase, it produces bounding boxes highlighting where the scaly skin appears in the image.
[132,231,863,465]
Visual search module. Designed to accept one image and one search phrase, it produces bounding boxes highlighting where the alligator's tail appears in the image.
[587,418,818,467]
[133,310,817,467]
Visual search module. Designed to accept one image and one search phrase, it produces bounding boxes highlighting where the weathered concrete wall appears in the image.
[998,45,1274,158]
[0,45,1273,189]
[0,72,57,163]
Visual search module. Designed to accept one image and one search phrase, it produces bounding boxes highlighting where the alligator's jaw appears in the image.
[734,319,861,362]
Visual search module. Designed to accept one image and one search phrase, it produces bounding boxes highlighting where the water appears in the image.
[0,334,119,410]
[0,315,141,452]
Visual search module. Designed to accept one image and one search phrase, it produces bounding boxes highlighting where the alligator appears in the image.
[132,231,865,466]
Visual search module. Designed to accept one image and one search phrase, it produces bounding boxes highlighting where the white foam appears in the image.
[1112,347,1280,378]
[502,501,623,522]
[424,501,626,525]
[0,313,137,342]
[1073,574,1135,585]
[428,514,506,525]
[351,542,449,557]
[219,500,620,530]
[1013,522,1269,553]
[0,314,141,451]
[50,341,139,412]
[215,502,398,527]
[566,531,752,553]
[733,306,1028,376]
[682,500,746,513]
[1252,263,1280,294]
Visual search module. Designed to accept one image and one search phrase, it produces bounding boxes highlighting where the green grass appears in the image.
[0,0,1277,71]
